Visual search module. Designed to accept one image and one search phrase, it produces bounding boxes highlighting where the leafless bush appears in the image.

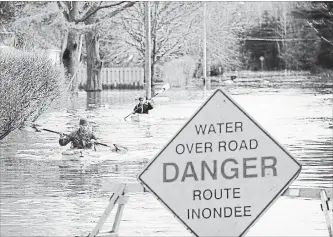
[0,48,66,140]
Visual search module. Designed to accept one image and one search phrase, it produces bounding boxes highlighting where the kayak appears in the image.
[62,149,83,161]
[130,114,140,122]
[130,113,152,123]
[59,149,118,169]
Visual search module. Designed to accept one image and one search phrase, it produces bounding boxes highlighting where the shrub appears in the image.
[0,47,66,140]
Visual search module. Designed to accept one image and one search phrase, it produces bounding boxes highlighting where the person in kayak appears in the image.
[133,97,154,114]
[59,118,97,149]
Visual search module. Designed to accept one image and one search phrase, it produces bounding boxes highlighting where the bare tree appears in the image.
[56,1,136,92]
[119,2,200,88]
[191,2,268,71]
[292,2,333,69]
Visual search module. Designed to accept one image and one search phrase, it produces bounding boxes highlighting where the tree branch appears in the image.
[307,21,333,46]
[103,2,137,21]
[157,38,183,63]
[57,1,69,21]
[124,40,144,58]
[75,1,136,24]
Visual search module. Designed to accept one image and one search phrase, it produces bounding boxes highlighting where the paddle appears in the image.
[32,125,128,155]
[124,83,171,121]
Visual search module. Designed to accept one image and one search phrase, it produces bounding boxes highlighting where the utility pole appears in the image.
[283,3,288,71]
[145,1,152,99]
[203,2,207,92]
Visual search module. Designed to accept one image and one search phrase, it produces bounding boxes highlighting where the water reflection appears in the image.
[86,91,102,111]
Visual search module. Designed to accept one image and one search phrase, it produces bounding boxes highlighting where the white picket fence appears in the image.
[76,67,312,89]
[77,67,145,88]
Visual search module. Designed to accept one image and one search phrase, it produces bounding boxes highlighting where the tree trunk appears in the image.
[61,1,80,93]
[85,30,103,91]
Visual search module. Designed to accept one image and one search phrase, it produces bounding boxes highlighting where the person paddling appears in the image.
[133,97,154,114]
[59,118,97,149]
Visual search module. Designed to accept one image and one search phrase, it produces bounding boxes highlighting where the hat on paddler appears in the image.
[79,117,88,126]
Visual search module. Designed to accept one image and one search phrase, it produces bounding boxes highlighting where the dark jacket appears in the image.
[59,129,96,149]
[133,102,153,114]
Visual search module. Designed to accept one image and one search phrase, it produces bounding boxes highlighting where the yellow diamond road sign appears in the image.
[138,88,302,237]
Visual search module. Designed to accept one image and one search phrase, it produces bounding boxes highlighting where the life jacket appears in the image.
[134,102,153,114]
[70,128,94,149]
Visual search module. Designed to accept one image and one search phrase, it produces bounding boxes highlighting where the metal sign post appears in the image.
[259,56,264,71]
[144,1,152,99]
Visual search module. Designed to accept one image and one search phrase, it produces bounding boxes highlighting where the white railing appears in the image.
[77,67,144,88]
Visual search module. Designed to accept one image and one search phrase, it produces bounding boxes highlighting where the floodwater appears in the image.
[0,76,332,236]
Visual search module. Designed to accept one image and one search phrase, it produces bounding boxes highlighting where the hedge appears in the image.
[0,47,66,140]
